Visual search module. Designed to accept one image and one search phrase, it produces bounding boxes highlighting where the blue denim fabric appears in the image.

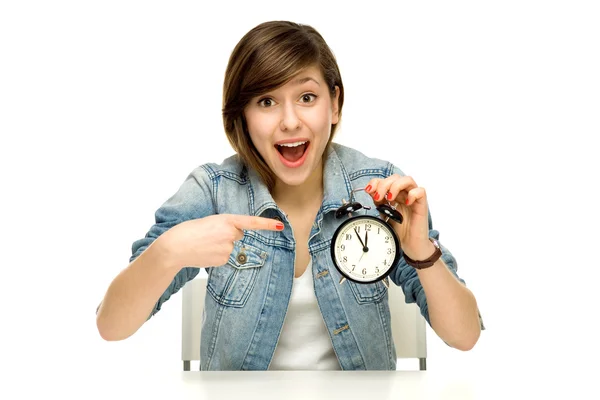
[129,143,484,370]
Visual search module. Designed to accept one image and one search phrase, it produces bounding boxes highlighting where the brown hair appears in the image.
[222,21,344,190]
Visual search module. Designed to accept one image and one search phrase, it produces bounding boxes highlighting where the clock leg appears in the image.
[339,277,347,285]
[382,278,389,289]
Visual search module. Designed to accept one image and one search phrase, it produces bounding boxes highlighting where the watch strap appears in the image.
[403,238,442,269]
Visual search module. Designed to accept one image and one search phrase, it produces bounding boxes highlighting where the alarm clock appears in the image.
[330,187,403,286]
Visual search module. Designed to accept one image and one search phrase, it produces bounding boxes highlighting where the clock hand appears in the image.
[354,227,366,249]
[358,250,366,263]
[365,230,368,249]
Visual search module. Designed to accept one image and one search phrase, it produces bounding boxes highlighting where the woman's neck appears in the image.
[271,160,324,210]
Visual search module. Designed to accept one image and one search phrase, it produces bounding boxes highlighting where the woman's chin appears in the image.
[273,171,311,188]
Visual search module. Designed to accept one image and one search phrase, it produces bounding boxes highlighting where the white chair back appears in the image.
[182,276,427,370]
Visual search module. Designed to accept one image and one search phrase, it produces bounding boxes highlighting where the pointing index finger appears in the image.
[230,215,284,231]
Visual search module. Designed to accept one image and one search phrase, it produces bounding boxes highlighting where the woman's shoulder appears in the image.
[330,142,402,176]
[187,153,247,181]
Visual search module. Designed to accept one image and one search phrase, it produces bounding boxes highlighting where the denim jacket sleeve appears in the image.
[129,165,216,319]
[386,164,485,331]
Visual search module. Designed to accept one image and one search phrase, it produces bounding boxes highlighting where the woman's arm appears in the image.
[96,212,283,341]
[367,166,484,350]
[96,234,181,341]
[410,242,481,350]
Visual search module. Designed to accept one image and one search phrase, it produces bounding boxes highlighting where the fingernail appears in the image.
[365,185,372,192]
[374,192,380,201]
[386,192,393,200]
[405,199,410,205]
[276,223,284,230]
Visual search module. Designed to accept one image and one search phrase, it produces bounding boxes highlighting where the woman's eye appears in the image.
[300,94,317,103]
[258,98,274,107]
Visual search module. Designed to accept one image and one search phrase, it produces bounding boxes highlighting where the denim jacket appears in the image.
[129,143,483,370]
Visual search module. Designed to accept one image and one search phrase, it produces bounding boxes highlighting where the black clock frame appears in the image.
[330,215,402,284]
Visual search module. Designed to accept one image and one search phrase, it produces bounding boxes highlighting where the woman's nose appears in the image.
[279,103,301,131]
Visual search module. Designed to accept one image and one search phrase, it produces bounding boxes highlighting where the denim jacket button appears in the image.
[237,253,247,264]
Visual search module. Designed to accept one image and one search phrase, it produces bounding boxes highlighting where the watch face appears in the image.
[330,215,401,283]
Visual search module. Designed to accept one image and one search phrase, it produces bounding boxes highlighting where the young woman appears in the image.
[96,20,484,371]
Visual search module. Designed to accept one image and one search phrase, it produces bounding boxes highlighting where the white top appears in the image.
[268,260,341,370]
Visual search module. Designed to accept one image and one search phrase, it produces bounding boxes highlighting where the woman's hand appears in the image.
[364,175,435,261]
[161,214,284,270]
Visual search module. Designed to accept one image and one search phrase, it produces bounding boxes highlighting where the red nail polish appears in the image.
[365,185,372,192]
[374,192,380,201]
[405,199,410,205]
[276,223,284,230]
[386,192,393,200]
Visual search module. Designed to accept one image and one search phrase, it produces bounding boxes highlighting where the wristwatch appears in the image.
[403,237,442,269]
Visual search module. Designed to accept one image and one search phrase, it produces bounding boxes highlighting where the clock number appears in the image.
[355,226,360,233]
[375,267,379,274]
[387,248,392,255]
[383,259,387,266]
[342,256,347,263]
[362,268,367,275]
[345,234,352,240]
[385,236,390,243]
[365,224,372,231]
[352,264,356,271]
[341,244,345,251]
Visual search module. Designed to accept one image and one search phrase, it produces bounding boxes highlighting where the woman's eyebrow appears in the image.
[290,76,320,86]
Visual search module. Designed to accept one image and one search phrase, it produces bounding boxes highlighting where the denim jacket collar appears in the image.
[246,144,353,217]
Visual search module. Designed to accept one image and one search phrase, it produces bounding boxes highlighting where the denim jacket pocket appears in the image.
[206,241,267,307]
[348,279,388,305]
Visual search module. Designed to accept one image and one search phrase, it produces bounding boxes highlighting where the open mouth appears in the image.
[275,140,309,163]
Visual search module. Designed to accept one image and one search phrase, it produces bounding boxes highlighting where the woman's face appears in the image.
[244,65,340,188]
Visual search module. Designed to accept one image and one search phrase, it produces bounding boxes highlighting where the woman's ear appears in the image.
[332,86,340,124]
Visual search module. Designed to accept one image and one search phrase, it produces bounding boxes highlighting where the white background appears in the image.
[1,0,599,397]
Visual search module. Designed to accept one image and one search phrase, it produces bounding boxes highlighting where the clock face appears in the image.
[330,215,401,283]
